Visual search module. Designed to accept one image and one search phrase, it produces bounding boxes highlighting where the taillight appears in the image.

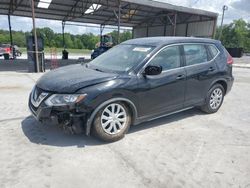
[5,47,11,54]
[227,53,233,65]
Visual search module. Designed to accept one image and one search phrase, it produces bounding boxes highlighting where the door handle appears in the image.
[176,74,185,80]
[208,67,215,72]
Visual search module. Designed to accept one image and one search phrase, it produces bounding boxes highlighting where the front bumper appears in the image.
[28,94,87,134]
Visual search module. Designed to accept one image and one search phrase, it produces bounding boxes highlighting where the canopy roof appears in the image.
[1,0,218,27]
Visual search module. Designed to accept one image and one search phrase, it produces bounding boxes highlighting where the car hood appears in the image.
[36,64,118,93]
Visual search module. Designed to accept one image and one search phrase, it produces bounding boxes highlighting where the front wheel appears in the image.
[92,102,131,142]
[200,84,225,114]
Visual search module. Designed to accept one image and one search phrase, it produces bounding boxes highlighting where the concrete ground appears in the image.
[233,56,250,69]
[0,68,250,188]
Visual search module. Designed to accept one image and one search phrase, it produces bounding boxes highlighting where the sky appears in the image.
[0,0,249,35]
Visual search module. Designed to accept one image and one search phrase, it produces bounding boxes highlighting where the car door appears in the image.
[183,43,218,107]
[136,45,186,118]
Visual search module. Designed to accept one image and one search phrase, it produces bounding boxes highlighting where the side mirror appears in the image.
[143,65,162,76]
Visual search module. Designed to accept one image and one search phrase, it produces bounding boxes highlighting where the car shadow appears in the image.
[128,108,204,134]
[21,108,205,147]
[21,116,103,148]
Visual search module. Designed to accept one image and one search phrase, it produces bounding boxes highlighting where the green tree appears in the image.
[217,19,250,52]
[108,30,132,45]
[54,34,62,48]
[36,27,55,47]
[80,33,99,49]
[0,27,133,50]
[12,31,26,47]
[63,33,74,49]
[0,29,12,44]
[120,31,132,42]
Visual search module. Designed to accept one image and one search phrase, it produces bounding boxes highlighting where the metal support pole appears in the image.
[100,24,105,40]
[100,24,102,44]
[173,12,177,36]
[212,18,217,39]
[185,23,189,36]
[100,25,102,38]
[164,17,167,36]
[31,0,39,72]
[117,0,121,44]
[8,14,14,58]
[146,23,149,37]
[219,5,228,40]
[62,21,65,49]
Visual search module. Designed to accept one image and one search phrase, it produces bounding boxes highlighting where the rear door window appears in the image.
[183,44,208,66]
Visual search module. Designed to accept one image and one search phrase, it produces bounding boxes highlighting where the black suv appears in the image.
[29,37,234,142]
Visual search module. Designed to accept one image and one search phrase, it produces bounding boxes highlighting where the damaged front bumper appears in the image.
[28,94,88,134]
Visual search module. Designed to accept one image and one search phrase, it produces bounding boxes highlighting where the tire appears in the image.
[92,102,131,142]
[200,84,225,114]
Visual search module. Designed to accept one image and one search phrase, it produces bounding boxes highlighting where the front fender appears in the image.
[76,78,139,135]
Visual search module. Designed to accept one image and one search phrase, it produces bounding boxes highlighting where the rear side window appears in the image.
[208,45,219,58]
[183,44,208,66]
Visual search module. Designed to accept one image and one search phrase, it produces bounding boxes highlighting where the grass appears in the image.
[19,47,91,54]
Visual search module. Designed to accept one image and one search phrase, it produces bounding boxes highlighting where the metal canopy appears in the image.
[1,0,218,28]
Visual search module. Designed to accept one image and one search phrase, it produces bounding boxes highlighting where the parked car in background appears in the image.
[0,44,22,59]
[29,37,234,142]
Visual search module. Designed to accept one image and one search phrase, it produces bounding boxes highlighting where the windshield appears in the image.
[88,44,155,72]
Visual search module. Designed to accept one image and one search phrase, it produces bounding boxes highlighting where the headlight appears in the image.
[45,94,87,106]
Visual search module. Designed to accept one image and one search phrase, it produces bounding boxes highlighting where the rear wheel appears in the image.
[92,102,131,142]
[200,84,225,114]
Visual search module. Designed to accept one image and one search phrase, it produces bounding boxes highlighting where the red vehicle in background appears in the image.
[0,44,22,59]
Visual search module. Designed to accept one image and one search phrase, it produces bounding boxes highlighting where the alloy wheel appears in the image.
[209,88,223,110]
[101,103,127,135]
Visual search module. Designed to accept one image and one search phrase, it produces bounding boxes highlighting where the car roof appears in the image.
[122,37,220,47]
